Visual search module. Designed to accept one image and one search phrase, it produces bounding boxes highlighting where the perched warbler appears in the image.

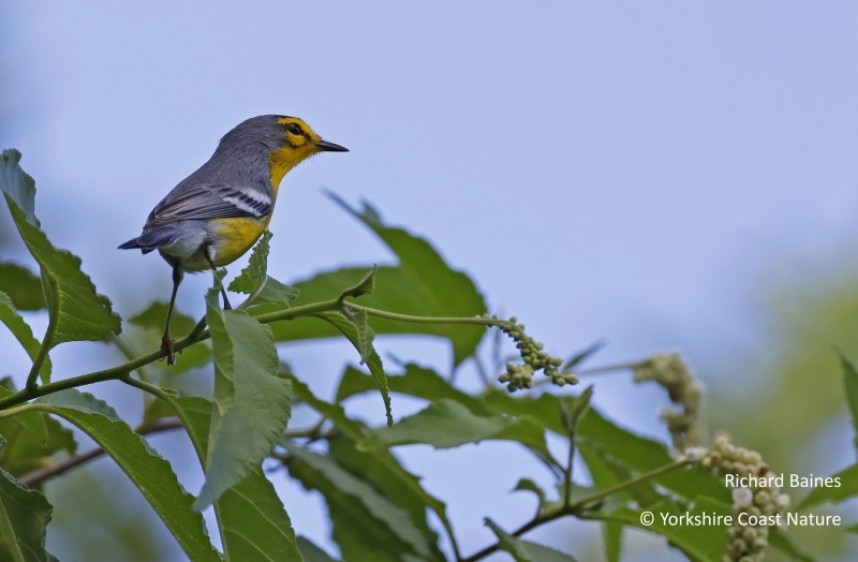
[119,115,347,363]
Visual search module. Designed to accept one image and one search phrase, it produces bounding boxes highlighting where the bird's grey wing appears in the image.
[144,183,272,228]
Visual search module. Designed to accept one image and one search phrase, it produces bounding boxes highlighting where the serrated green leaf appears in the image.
[291,374,451,553]
[797,463,858,510]
[271,194,487,365]
[27,390,219,561]
[285,445,433,560]
[198,285,292,509]
[228,231,298,310]
[350,308,372,363]
[0,150,121,352]
[0,384,47,446]
[228,230,273,294]
[0,468,52,562]
[297,537,339,562]
[314,311,392,426]
[0,262,45,311]
[838,352,858,451]
[578,442,662,509]
[328,438,446,561]
[360,398,550,457]
[0,291,51,383]
[177,395,302,562]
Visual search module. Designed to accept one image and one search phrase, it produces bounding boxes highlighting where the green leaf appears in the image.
[271,194,488,365]
[484,520,577,562]
[0,150,121,353]
[484,518,532,562]
[336,363,491,417]
[603,522,622,562]
[350,308,372,363]
[285,445,433,561]
[483,390,728,503]
[315,311,392,426]
[0,468,52,562]
[0,292,51,383]
[198,285,292,509]
[838,352,858,451]
[360,398,550,458]
[27,390,219,561]
[0,262,45,311]
[603,497,730,562]
[328,438,446,561]
[297,537,339,562]
[0,406,74,478]
[797,463,858,510]
[520,541,577,562]
[177,395,302,562]
[228,231,298,310]
[291,374,452,553]
[768,528,817,562]
[338,266,377,301]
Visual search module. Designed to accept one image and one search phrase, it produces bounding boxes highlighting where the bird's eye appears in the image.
[286,123,303,136]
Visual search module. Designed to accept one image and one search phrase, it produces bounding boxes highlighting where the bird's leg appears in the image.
[162,266,183,365]
[204,246,231,310]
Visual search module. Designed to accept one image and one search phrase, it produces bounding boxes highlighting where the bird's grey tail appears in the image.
[118,229,175,254]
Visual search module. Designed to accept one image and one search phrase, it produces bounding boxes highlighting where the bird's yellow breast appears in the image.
[209,216,271,267]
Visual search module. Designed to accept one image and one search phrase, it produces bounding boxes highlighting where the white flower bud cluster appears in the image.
[633,352,704,450]
[688,435,789,562]
[480,314,576,392]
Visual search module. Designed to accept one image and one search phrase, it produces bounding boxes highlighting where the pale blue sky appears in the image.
[3,2,858,560]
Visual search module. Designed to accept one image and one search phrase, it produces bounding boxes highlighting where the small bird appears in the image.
[119,115,347,364]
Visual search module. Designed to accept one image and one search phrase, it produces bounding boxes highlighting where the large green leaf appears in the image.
[177,395,302,562]
[600,497,730,562]
[0,150,121,353]
[360,398,550,458]
[198,285,292,509]
[27,390,219,561]
[0,262,45,311]
[285,445,434,561]
[797,463,858,510]
[0,468,52,562]
[0,292,50,382]
[270,194,487,365]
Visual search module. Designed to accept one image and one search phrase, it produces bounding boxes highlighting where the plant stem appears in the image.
[1,297,507,412]
[567,458,690,511]
[25,317,56,391]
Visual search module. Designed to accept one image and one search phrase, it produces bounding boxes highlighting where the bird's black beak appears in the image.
[316,139,349,152]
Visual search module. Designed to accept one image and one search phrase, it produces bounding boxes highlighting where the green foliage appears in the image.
[0,150,120,378]
[0,150,854,561]
[0,468,52,562]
